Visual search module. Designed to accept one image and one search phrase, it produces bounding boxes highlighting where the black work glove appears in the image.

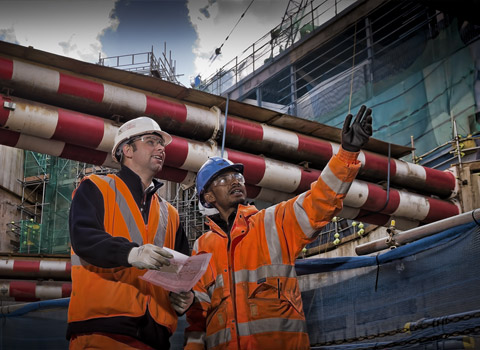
[341,105,373,152]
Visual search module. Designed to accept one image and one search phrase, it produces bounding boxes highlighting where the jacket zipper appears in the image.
[229,232,243,349]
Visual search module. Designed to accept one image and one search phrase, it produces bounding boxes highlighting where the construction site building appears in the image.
[0,0,479,349]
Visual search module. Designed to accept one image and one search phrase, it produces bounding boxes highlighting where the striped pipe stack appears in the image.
[0,258,71,301]
[0,127,460,229]
[0,280,71,302]
[0,58,457,199]
[0,258,71,279]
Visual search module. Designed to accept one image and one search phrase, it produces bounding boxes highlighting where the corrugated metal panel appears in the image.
[0,145,23,196]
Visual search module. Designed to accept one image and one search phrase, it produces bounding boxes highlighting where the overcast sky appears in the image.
[0,0,289,87]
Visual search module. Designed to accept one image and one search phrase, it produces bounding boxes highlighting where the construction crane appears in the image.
[270,0,311,52]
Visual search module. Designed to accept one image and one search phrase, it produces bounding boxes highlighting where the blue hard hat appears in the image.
[196,156,244,208]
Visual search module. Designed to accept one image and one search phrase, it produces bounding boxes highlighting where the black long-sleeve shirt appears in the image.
[67,165,189,349]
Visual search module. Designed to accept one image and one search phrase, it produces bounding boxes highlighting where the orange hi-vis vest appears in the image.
[68,174,180,333]
[185,149,361,350]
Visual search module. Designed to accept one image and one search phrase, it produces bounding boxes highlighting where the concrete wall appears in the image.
[0,190,21,252]
[0,145,23,196]
[0,146,23,252]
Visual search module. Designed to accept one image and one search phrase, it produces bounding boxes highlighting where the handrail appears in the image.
[355,209,480,255]
[198,0,356,94]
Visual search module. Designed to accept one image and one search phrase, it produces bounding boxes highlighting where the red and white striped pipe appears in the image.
[0,128,291,205]
[0,57,214,139]
[0,127,118,169]
[344,178,460,224]
[225,118,457,198]
[0,59,457,198]
[0,95,458,198]
[0,95,118,153]
[0,258,71,279]
[0,280,71,301]
[0,120,459,219]
[0,128,460,227]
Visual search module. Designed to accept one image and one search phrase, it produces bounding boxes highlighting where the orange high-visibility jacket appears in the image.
[185,149,360,350]
[68,174,180,333]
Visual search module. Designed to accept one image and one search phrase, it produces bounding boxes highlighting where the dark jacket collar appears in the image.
[208,211,238,235]
[207,202,256,235]
[117,165,164,206]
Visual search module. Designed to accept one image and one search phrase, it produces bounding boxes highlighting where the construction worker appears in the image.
[67,117,194,350]
[184,106,373,350]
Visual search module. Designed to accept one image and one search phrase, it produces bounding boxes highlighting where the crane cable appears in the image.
[213,0,256,57]
[348,21,357,114]
[215,0,255,158]
[348,20,392,222]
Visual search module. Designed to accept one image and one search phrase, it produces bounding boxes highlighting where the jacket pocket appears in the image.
[247,277,304,318]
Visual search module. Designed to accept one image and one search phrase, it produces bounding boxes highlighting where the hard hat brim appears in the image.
[112,130,172,163]
[200,163,244,208]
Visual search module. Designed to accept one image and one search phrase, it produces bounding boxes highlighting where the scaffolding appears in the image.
[14,152,113,254]
[98,44,182,85]
[19,152,49,223]
[172,185,206,250]
[198,0,357,94]
[13,150,205,255]
[198,0,480,160]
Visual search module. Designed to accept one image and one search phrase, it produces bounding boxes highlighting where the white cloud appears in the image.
[0,0,119,63]
[187,0,289,81]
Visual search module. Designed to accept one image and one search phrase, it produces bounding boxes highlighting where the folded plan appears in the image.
[140,247,212,293]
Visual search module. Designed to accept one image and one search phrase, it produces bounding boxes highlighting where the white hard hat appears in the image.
[112,117,172,162]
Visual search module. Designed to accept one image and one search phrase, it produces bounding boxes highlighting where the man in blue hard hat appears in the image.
[184,106,373,350]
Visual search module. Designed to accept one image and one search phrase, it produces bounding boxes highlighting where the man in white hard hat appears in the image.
[67,117,194,350]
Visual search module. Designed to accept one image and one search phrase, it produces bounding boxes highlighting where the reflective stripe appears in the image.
[237,317,307,336]
[192,239,199,252]
[195,291,211,304]
[234,264,297,283]
[153,199,168,247]
[206,273,224,298]
[215,274,225,289]
[207,284,215,298]
[320,164,352,195]
[102,176,143,245]
[264,206,283,264]
[206,327,232,349]
[206,274,225,299]
[185,331,205,345]
[71,186,169,269]
[71,254,89,266]
[293,193,316,238]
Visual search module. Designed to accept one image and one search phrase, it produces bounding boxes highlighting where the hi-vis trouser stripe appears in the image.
[71,175,169,266]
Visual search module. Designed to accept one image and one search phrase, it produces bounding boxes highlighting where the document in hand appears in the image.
[140,247,212,293]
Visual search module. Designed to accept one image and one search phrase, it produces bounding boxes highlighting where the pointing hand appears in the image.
[341,105,373,152]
